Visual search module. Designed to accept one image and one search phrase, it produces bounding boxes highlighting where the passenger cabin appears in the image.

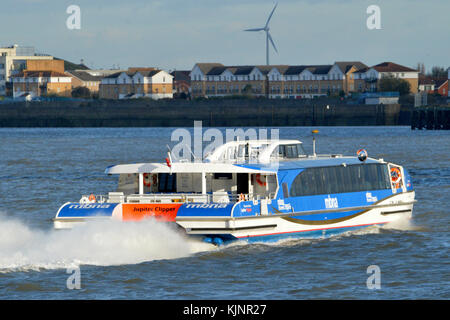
[102,140,405,205]
[104,140,307,204]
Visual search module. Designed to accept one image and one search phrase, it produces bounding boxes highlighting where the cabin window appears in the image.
[158,173,177,192]
[238,145,245,158]
[290,164,391,197]
[272,144,305,159]
[282,183,289,198]
[214,173,232,180]
[285,145,299,158]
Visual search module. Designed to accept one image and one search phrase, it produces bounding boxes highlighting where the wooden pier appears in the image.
[411,106,450,130]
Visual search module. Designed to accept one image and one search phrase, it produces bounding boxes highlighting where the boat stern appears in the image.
[53,202,123,229]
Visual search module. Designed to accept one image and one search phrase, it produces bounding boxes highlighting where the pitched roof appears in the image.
[195,63,224,75]
[372,62,417,73]
[434,79,448,88]
[102,69,163,79]
[284,65,309,75]
[201,64,292,76]
[13,71,71,78]
[306,65,333,74]
[268,65,290,74]
[206,65,257,76]
[283,65,333,75]
[254,65,274,75]
[253,65,289,75]
[136,70,161,77]
[171,70,191,82]
[206,66,229,75]
[232,66,255,75]
[334,61,368,73]
[103,71,124,79]
[66,70,103,81]
[128,67,156,73]
[419,75,435,85]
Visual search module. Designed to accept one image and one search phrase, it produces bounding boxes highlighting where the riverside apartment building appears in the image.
[190,61,419,98]
[99,67,173,99]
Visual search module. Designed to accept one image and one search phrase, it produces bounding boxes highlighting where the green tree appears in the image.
[71,86,91,98]
[429,66,447,79]
[379,75,411,96]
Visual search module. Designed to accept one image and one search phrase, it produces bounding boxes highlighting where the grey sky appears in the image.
[1,0,448,72]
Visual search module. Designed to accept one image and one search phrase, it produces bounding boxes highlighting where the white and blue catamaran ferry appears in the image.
[54,137,415,245]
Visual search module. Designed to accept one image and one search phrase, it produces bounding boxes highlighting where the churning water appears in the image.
[0,126,448,299]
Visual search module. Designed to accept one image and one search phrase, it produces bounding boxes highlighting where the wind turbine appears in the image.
[244,2,278,65]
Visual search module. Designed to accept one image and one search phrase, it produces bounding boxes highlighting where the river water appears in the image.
[0,126,448,299]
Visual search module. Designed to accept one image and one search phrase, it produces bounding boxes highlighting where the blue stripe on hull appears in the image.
[57,203,119,218]
[215,222,387,245]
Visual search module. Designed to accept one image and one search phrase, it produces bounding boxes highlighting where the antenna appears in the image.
[244,2,278,65]
[312,130,319,157]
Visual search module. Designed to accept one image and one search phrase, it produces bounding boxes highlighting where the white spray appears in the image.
[0,216,214,272]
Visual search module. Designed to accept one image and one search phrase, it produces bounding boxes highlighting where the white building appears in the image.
[99,68,174,99]
[353,62,419,93]
[0,44,53,96]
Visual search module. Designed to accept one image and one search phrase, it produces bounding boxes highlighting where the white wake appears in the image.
[0,216,214,272]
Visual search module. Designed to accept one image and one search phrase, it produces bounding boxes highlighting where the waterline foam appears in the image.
[0,216,214,272]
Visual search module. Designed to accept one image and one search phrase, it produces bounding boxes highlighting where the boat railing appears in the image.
[80,192,276,205]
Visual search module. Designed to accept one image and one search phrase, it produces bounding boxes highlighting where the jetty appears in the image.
[411,106,450,130]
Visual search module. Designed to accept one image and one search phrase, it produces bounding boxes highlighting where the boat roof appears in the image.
[235,156,383,171]
[210,139,301,145]
[105,156,384,175]
[105,162,277,174]
[204,139,303,163]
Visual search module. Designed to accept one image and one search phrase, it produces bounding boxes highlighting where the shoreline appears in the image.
[0,98,412,127]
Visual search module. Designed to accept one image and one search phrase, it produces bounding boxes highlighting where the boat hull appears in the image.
[176,191,415,244]
[53,202,183,229]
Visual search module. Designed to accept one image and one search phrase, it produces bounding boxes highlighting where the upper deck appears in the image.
[95,140,392,206]
[203,139,307,163]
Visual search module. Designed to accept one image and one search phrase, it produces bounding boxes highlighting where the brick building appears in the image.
[99,68,173,99]
[190,61,368,99]
[12,70,72,98]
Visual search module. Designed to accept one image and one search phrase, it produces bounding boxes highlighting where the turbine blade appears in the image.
[268,32,278,53]
[244,28,265,32]
[265,2,278,28]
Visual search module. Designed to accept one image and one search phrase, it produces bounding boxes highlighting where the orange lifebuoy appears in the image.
[143,173,151,187]
[390,167,402,188]
[255,174,267,187]
[239,193,245,202]
[88,194,96,202]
